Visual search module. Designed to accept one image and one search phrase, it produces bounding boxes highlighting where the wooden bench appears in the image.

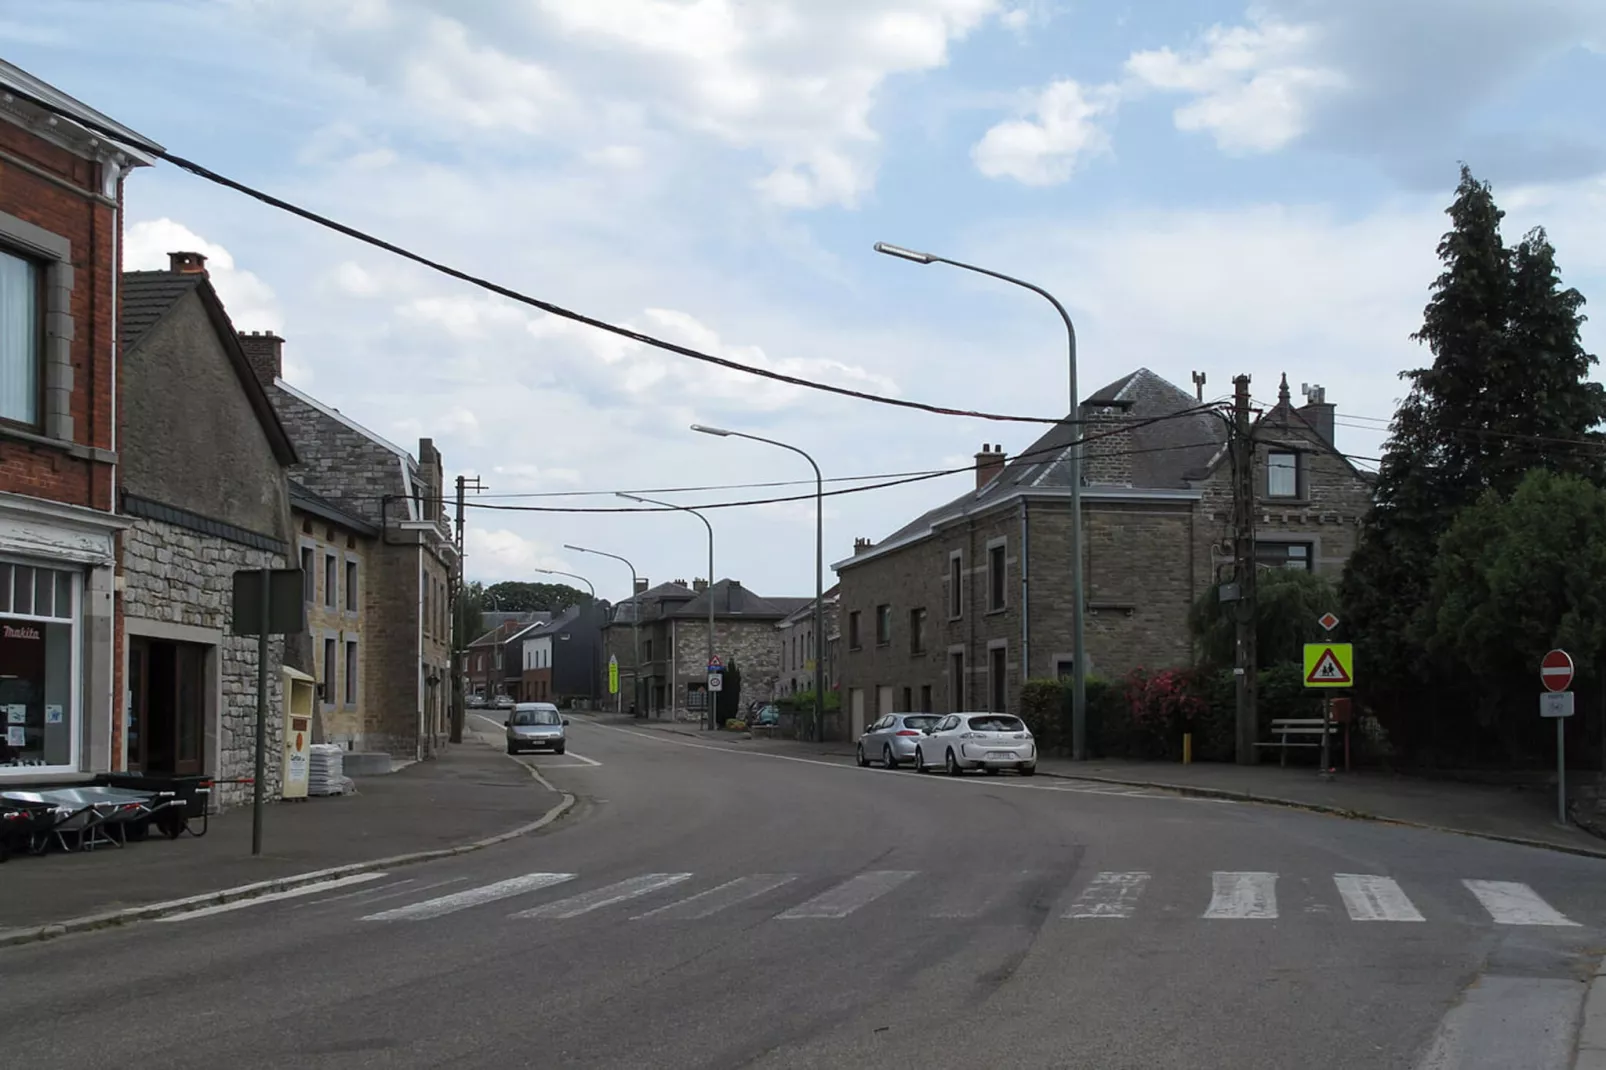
[1252,718,1342,766]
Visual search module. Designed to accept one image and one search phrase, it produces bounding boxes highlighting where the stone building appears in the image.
[832,368,1375,739]
[0,60,157,785]
[289,479,378,749]
[774,585,839,699]
[238,332,458,762]
[600,578,806,719]
[116,254,300,805]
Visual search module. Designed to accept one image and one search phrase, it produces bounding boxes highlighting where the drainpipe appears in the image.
[1020,499,1030,690]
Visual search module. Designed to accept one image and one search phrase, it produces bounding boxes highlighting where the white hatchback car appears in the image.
[911,713,1036,776]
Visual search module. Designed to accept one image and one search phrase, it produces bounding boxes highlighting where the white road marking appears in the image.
[1203,871,1279,919]
[1334,874,1425,922]
[1065,871,1152,919]
[362,872,576,922]
[289,877,415,908]
[776,871,919,919]
[161,873,387,922]
[926,870,1034,919]
[512,873,694,919]
[633,874,798,920]
[1462,880,1579,927]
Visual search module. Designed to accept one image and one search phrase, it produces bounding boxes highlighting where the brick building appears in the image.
[600,578,806,719]
[466,615,548,701]
[832,368,1375,739]
[116,254,299,805]
[774,585,838,699]
[238,332,458,762]
[0,60,157,782]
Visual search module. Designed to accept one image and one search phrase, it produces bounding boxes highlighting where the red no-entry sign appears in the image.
[1541,649,1574,693]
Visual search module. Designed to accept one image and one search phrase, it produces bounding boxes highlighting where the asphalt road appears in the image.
[5,715,1605,1069]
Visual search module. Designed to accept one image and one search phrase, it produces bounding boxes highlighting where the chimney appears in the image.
[169,251,208,275]
[1298,383,1335,446]
[634,578,649,594]
[692,578,708,593]
[974,443,1006,489]
[237,330,284,387]
[853,537,875,554]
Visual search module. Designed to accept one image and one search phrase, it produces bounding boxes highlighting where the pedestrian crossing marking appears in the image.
[632,874,798,920]
[511,873,693,919]
[776,870,918,919]
[1462,880,1579,927]
[1065,871,1151,919]
[1203,872,1278,919]
[1333,874,1424,922]
[362,872,575,922]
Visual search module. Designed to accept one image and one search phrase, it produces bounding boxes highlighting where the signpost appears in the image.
[708,672,723,693]
[608,655,619,697]
[1541,649,1575,825]
[231,568,306,856]
[1304,639,1354,779]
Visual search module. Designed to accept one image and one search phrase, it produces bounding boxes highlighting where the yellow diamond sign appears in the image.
[1303,643,1354,689]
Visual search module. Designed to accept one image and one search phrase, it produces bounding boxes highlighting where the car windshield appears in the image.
[902,715,939,730]
[967,715,1026,732]
[512,709,561,726]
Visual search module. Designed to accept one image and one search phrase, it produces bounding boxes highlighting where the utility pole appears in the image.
[1232,375,1258,764]
[451,473,485,744]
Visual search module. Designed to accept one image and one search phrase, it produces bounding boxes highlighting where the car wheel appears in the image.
[945,749,963,777]
[554,744,566,755]
[882,745,898,770]
[1020,763,1037,777]
[506,743,518,755]
[914,747,927,772]
[856,744,870,768]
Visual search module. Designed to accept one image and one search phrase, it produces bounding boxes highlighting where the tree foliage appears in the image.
[469,580,593,615]
[1340,165,1605,760]
[1189,569,1340,670]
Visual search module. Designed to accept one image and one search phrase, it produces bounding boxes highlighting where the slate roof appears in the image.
[608,582,695,625]
[121,272,201,353]
[664,579,801,621]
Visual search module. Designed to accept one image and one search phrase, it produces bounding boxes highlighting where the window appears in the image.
[920,685,932,713]
[875,604,892,646]
[1268,451,1298,498]
[848,611,862,650]
[909,608,927,655]
[322,638,336,703]
[1256,542,1312,572]
[645,638,654,661]
[0,248,40,427]
[1056,658,1075,681]
[987,542,1007,611]
[345,641,358,705]
[300,547,314,602]
[948,650,965,712]
[949,553,964,618]
[989,645,1008,712]
[901,686,912,712]
[0,564,78,773]
[345,560,358,612]
[324,554,337,608]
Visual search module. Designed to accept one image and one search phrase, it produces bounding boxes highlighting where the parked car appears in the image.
[750,704,780,728]
[506,703,569,754]
[467,693,487,709]
[910,713,1036,776]
[855,713,941,769]
[493,694,516,710]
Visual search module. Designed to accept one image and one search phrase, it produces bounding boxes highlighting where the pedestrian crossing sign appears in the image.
[1303,643,1354,688]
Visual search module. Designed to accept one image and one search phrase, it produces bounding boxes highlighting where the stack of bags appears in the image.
[308,744,347,796]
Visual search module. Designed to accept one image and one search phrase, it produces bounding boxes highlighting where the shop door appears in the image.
[128,637,207,775]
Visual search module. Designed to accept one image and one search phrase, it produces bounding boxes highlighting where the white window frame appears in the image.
[1267,451,1299,498]
[0,560,81,778]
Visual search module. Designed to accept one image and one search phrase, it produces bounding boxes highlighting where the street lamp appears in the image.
[564,544,640,717]
[693,424,825,743]
[617,492,718,730]
[532,567,595,599]
[533,568,597,707]
[874,240,1089,760]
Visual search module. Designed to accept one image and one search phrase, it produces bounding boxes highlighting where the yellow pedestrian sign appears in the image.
[608,655,619,695]
[1303,643,1353,688]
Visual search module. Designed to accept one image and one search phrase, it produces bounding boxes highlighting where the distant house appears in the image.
[832,368,1375,739]
[466,615,550,701]
[600,577,807,718]
[520,602,608,706]
[238,332,458,761]
[774,584,839,699]
[117,252,298,806]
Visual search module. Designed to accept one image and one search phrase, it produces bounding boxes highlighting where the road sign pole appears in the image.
[252,567,269,857]
[1559,716,1567,825]
[1319,693,1333,780]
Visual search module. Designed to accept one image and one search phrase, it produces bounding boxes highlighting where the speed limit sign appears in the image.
[707,673,723,692]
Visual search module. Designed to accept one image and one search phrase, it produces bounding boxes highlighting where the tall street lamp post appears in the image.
[874,241,1088,759]
[692,424,825,743]
[564,544,641,717]
[617,493,717,730]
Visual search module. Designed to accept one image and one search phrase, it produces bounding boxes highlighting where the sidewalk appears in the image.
[0,735,564,935]
[607,714,1606,858]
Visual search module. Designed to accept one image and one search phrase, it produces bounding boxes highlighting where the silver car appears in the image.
[505,703,568,755]
[911,713,1036,776]
[856,713,942,769]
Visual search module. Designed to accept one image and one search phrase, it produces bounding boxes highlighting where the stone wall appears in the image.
[121,518,286,808]
[667,616,786,708]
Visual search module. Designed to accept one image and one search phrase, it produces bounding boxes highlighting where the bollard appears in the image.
[1183,732,1193,765]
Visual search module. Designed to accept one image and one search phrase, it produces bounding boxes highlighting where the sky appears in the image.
[5,0,1606,604]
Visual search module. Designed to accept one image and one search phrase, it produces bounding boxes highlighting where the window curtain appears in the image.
[0,251,38,425]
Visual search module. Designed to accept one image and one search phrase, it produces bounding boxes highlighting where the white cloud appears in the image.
[402,15,571,135]
[972,79,1114,185]
[1124,12,1346,153]
[464,527,569,581]
[124,218,284,331]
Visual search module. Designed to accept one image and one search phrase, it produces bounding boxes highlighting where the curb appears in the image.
[0,744,577,950]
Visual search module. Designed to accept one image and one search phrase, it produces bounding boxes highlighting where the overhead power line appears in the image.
[12,83,1081,427]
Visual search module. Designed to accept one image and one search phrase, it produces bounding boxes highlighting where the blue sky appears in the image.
[5,0,1605,601]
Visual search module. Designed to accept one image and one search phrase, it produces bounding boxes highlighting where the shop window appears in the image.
[0,564,78,772]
